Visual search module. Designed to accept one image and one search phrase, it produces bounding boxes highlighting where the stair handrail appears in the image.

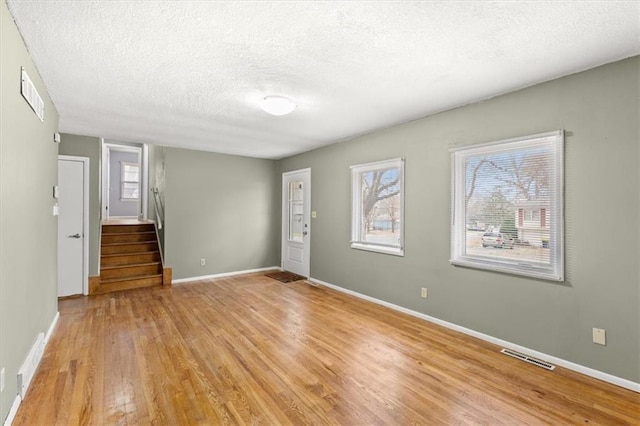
[151,187,164,230]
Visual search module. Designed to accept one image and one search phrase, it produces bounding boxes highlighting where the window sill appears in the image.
[351,242,404,257]
[450,257,563,281]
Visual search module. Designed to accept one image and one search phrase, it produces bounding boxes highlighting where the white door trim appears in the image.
[281,168,311,277]
[100,139,110,221]
[142,144,149,219]
[59,155,90,295]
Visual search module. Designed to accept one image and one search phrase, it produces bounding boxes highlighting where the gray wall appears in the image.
[279,57,640,382]
[108,150,139,217]
[0,1,59,422]
[59,134,101,277]
[165,148,280,279]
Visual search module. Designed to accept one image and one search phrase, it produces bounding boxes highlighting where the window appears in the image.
[524,209,540,222]
[451,131,564,281]
[351,158,404,256]
[121,161,139,200]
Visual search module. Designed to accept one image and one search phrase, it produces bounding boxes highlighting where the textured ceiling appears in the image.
[7,1,640,159]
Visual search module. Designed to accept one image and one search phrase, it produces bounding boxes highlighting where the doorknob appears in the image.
[67,233,81,239]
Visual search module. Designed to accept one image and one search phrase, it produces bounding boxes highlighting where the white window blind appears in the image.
[121,162,140,200]
[351,158,404,256]
[451,131,564,281]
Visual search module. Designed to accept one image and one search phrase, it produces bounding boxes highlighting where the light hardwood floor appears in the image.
[14,273,639,425]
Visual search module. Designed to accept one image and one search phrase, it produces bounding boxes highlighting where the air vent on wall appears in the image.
[20,67,44,122]
[501,348,556,371]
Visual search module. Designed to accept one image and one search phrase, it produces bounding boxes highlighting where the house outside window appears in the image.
[451,131,564,281]
[351,158,404,256]
[121,161,140,200]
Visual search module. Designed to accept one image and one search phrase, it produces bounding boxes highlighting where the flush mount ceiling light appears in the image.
[260,95,296,116]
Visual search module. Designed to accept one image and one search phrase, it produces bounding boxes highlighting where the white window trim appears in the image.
[351,158,405,257]
[120,161,140,201]
[450,130,564,281]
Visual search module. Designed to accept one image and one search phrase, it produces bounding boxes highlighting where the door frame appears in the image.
[281,168,311,277]
[58,155,90,296]
[101,141,147,220]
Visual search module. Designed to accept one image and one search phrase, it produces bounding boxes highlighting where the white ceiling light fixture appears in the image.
[260,95,296,116]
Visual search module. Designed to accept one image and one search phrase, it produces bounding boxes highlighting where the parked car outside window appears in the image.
[481,233,514,249]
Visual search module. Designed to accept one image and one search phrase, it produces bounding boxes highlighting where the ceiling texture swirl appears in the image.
[7,1,640,158]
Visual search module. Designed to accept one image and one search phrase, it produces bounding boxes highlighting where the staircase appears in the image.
[96,222,169,294]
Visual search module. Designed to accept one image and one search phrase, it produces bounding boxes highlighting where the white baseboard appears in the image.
[3,395,21,426]
[172,266,280,284]
[3,311,60,426]
[44,312,59,346]
[310,277,640,393]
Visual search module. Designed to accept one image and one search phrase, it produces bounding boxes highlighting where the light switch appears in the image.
[311,211,317,218]
[53,203,59,216]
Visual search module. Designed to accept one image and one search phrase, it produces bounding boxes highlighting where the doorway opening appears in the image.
[101,140,148,222]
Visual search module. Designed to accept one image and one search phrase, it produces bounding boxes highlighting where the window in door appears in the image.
[288,181,304,242]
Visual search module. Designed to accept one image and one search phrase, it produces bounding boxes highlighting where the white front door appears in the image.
[58,157,87,297]
[282,169,311,277]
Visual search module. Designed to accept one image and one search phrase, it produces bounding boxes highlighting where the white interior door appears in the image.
[282,169,311,277]
[58,157,87,296]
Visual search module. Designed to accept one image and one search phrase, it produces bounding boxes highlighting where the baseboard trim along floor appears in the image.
[4,311,59,426]
[172,266,280,284]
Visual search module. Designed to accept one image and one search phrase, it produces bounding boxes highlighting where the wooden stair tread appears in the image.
[102,231,155,237]
[101,262,161,271]
[101,251,159,258]
[101,241,158,247]
[100,274,162,284]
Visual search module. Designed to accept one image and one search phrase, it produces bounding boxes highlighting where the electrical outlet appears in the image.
[592,328,606,345]
[421,288,428,299]
[200,258,206,266]
[1,367,5,392]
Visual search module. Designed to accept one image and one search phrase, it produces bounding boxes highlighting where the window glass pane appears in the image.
[288,181,304,242]
[360,167,401,247]
[464,145,552,265]
[351,158,404,256]
[122,163,139,182]
[123,171,139,182]
[122,182,139,199]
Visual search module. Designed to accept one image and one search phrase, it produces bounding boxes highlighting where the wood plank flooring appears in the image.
[14,273,640,425]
